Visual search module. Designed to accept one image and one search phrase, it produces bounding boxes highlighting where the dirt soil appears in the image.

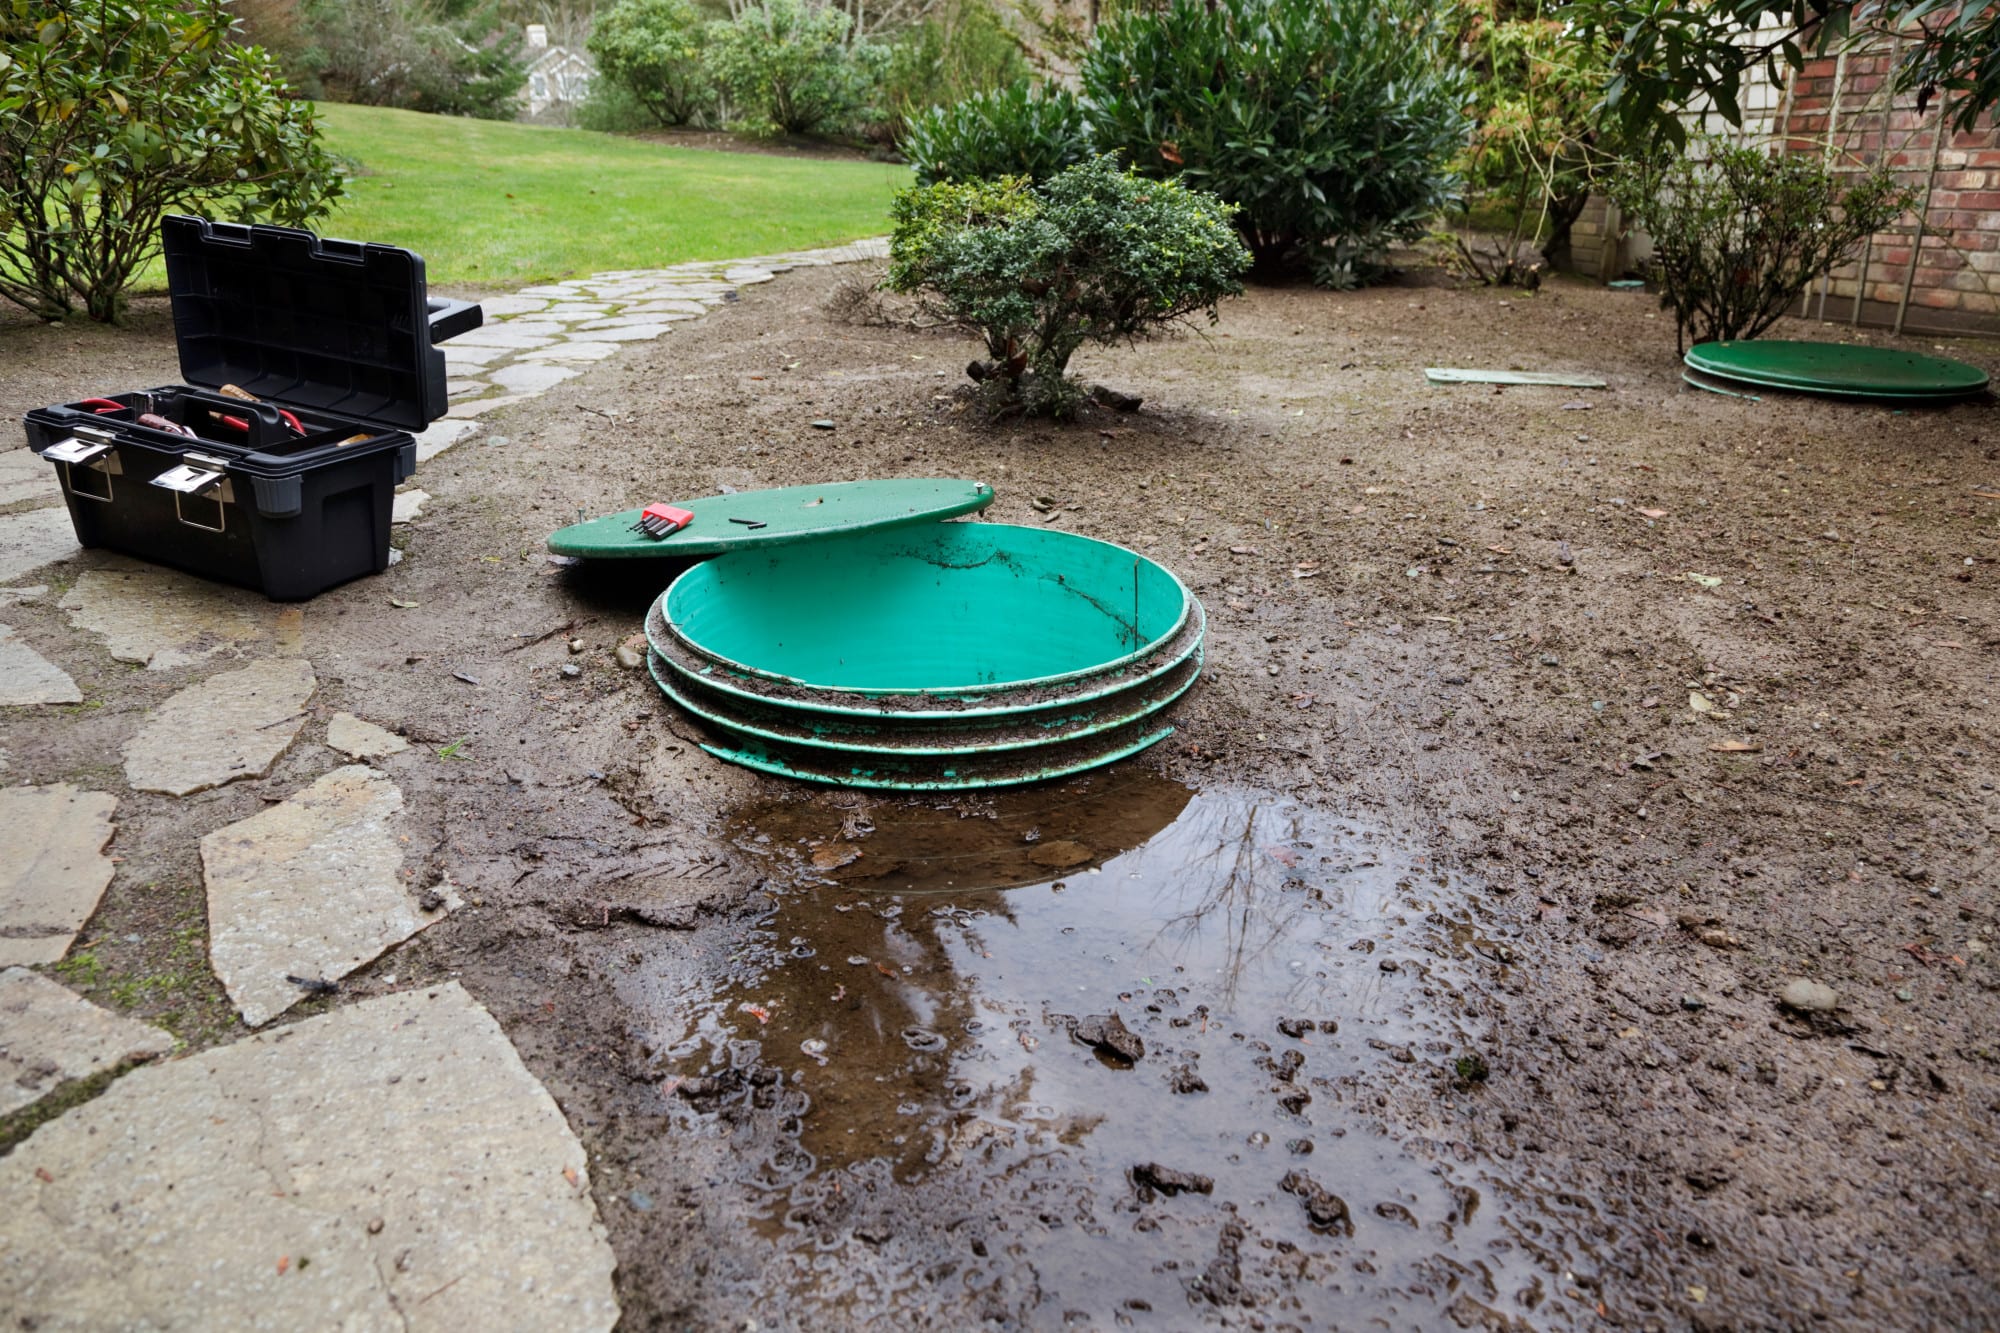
[3,261,1998,1331]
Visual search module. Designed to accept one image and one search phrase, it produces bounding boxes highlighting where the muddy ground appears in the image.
[2,258,1997,1331]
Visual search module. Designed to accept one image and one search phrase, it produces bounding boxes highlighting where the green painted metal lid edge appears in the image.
[547,478,997,558]
[1684,340,1990,396]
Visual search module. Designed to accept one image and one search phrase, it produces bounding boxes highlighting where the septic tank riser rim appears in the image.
[657,523,1198,698]
[645,596,1207,723]
[697,726,1177,791]
[649,646,1203,759]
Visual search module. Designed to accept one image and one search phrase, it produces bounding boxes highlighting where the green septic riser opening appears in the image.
[649,523,1204,789]
[645,590,1205,723]
[660,522,1195,698]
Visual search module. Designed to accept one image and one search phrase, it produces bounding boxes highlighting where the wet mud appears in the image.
[608,775,1600,1327]
[9,255,1997,1330]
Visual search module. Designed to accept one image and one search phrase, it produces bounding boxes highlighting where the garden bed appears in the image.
[6,254,1996,1329]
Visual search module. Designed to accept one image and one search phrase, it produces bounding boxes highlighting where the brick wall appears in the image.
[1563,35,2000,337]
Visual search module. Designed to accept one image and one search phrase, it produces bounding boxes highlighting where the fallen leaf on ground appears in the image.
[388,597,419,609]
[1685,572,1723,589]
[1688,691,1721,714]
[811,844,860,871]
[1029,840,1094,869]
[1229,545,1261,556]
[1637,507,1668,519]
[1709,740,1762,753]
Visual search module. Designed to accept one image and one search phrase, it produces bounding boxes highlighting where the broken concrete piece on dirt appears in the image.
[1071,1012,1144,1063]
[0,622,80,705]
[122,657,316,796]
[0,983,619,1330]
[1779,979,1840,1014]
[202,765,458,1026]
[0,784,118,967]
[325,711,410,760]
[1132,1162,1214,1197]
[58,566,290,669]
[0,967,174,1116]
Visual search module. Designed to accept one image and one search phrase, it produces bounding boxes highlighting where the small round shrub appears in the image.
[704,0,884,137]
[886,156,1251,416]
[589,0,715,128]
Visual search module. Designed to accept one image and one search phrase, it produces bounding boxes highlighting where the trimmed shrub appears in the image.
[886,156,1250,417]
[704,0,884,137]
[1081,0,1471,286]
[589,0,713,128]
[1611,137,1914,351]
[0,0,345,322]
[900,81,1091,185]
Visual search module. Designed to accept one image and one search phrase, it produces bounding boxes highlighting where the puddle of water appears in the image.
[621,774,1603,1327]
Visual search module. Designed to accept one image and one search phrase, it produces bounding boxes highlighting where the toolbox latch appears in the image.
[150,451,236,532]
[45,428,121,503]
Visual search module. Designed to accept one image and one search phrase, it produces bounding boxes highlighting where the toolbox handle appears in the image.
[426,297,482,345]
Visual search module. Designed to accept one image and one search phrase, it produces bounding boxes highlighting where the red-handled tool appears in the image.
[632,504,695,539]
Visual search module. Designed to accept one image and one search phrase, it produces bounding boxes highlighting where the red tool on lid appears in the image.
[633,504,695,539]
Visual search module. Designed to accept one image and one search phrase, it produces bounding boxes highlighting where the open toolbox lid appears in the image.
[162,215,481,434]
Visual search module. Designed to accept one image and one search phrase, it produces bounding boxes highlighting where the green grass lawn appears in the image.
[315,103,909,289]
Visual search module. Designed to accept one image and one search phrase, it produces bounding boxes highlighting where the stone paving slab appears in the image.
[203,766,456,1027]
[525,341,620,363]
[391,489,431,524]
[0,622,81,705]
[446,394,534,419]
[59,566,288,670]
[414,420,480,464]
[0,449,60,507]
[326,712,409,760]
[0,507,79,585]
[123,658,316,796]
[0,983,619,1331]
[0,967,174,1116]
[0,785,117,968]
[492,363,582,395]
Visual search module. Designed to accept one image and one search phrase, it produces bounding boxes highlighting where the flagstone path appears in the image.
[0,235,891,1328]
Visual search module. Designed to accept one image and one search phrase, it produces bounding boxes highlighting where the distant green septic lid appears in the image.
[547,478,996,558]
[1684,340,1990,399]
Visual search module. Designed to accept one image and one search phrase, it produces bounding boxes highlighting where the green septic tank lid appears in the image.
[1683,340,1990,399]
[547,478,996,558]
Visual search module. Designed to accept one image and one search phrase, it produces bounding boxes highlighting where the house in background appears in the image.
[520,23,594,122]
[1565,29,2000,337]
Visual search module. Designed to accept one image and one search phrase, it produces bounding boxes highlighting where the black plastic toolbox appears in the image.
[22,215,481,600]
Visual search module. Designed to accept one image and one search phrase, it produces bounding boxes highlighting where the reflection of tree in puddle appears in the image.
[656,779,1598,1326]
[707,768,1195,1182]
[1143,797,1318,1010]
